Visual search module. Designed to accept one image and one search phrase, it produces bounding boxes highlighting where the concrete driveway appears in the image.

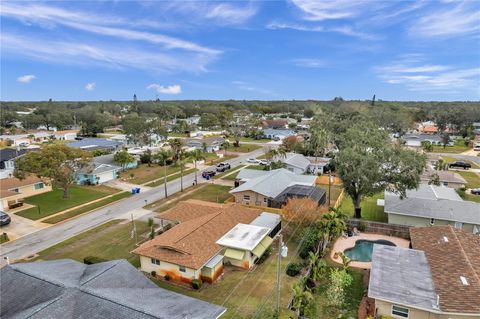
[1,213,49,241]
[104,180,153,192]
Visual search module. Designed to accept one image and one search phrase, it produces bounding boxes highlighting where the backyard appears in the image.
[339,193,387,222]
[17,185,119,220]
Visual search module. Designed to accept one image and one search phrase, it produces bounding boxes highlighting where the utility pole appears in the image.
[276,234,287,313]
[131,214,138,244]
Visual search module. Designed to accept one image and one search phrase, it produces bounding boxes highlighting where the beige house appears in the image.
[0,176,52,211]
[133,200,279,285]
[421,168,467,189]
[369,226,480,319]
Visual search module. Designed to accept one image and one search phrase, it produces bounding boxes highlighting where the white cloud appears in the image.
[375,56,480,94]
[147,84,182,95]
[205,3,258,24]
[17,74,36,83]
[232,81,277,96]
[290,0,369,21]
[409,2,480,38]
[85,82,96,91]
[290,58,328,68]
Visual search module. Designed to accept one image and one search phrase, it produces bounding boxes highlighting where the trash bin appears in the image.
[131,188,136,195]
[136,188,140,194]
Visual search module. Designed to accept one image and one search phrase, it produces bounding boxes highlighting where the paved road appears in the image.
[431,153,480,165]
[0,148,265,264]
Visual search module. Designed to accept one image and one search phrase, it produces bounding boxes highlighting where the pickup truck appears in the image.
[202,170,216,178]
[216,162,231,172]
[448,161,471,169]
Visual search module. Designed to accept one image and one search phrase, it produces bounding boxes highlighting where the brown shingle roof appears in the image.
[410,226,480,314]
[133,201,262,269]
[1,176,44,192]
[158,199,227,222]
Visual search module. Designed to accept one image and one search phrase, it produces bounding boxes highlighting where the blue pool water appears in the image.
[344,239,396,262]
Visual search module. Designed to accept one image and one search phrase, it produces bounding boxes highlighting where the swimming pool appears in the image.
[344,239,396,262]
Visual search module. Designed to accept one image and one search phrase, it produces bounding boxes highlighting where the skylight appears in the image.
[460,276,469,286]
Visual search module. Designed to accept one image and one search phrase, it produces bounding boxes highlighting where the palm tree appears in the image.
[187,149,205,185]
[307,251,319,282]
[168,138,184,163]
[291,280,314,316]
[155,149,172,198]
[177,150,188,192]
[339,252,352,271]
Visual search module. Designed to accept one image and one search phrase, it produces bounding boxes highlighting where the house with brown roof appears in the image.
[369,225,480,319]
[133,200,280,285]
[261,119,288,129]
[0,176,52,211]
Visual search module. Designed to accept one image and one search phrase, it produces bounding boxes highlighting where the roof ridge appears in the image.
[451,227,480,286]
[80,260,122,286]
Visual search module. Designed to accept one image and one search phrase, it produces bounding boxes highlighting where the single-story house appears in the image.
[231,168,317,207]
[94,153,138,170]
[0,175,52,211]
[384,185,480,234]
[306,156,331,174]
[421,168,467,189]
[402,133,451,147]
[276,153,330,175]
[52,130,78,141]
[369,226,480,318]
[75,162,121,185]
[261,119,288,129]
[270,184,326,208]
[1,259,225,319]
[68,138,123,152]
[133,200,280,284]
[262,128,295,140]
[185,136,225,152]
[0,149,28,179]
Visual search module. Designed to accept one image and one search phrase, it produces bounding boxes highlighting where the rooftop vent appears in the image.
[460,276,469,286]
[443,236,448,243]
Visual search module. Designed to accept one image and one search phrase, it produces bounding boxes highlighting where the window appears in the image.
[150,258,160,265]
[454,222,463,229]
[392,305,409,318]
[34,182,44,190]
[263,197,267,203]
[443,182,448,186]
[11,188,19,193]
[243,195,250,201]
[430,218,435,225]
[179,266,186,273]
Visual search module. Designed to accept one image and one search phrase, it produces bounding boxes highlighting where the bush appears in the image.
[285,263,302,277]
[358,222,367,232]
[299,224,321,259]
[163,223,173,231]
[164,274,171,281]
[151,271,157,277]
[83,256,108,265]
[191,279,202,290]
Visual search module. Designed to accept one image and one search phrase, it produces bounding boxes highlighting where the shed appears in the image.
[250,212,282,238]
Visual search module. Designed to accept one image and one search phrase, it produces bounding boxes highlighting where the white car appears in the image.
[258,159,270,166]
[247,158,259,164]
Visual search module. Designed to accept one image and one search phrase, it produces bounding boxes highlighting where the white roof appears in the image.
[250,212,281,230]
[280,153,310,170]
[216,223,270,251]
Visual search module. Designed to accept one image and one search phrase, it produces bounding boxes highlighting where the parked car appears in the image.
[471,188,480,195]
[449,161,471,169]
[247,158,259,164]
[258,159,270,166]
[0,211,11,226]
[18,142,30,147]
[216,162,231,172]
[202,170,216,178]
[474,143,480,151]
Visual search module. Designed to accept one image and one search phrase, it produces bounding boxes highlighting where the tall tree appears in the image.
[168,138,184,163]
[187,149,205,185]
[336,122,426,218]
[113,150,134,171]
[154,149,172,198]
[14,144,91,198]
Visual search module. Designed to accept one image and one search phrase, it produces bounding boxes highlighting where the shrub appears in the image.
[191,279,202,290]
[151,271,157,277]
[299,225,321,259]
[358,222,367,232]
[83,256,108,265]
[164,274,171,281]
[285,263,302,277]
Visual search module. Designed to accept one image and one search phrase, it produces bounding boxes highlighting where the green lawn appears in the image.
[340,192,387,222]
[456,171,480,189]
[431,139,470,154]
[239,137,271,143]
[43,192,131,224]
[441,156,480,169]
[317,185,344,207]
[31,219,150,267]
[119,164,184,185]
[0,233,9,244]
[225,144,261,153]
[145,168,197,187]
[17,185,118,221]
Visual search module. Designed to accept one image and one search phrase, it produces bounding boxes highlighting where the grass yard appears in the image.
[17,185,118,221]
[119,164,184,185]
[225,144,261,153]
[317,185,344,208]
[456,171,480,189]
[0,233,9,244]
[145,168,197,187]
[431,139,470,154]
[239,137,272,143]
[340,192,387,222]
[215,165,246,180]
[43,192,131,224]
[152,221,305,319]
[32,219,150,267]
[441,156,480,169]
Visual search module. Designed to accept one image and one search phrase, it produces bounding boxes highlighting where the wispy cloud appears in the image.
[290,0,368,21]
[409,1,480,38]
[266,22,378,40]
[375,56,480,94]
[232,81,277,96]
[17,74,36,83]
[85,82,96,91]
[290,58,328,68]
[147,84,182,95]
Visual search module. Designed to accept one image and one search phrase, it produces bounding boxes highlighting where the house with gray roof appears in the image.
[68,138,123,152]
[185,136,225,152]
[75,162,121,185]
[275,153,331,175]
[230,168,317,207]
[384,185,480,234]
[0,259,225,319]
[420,168,466,189]
[402,133,451,147]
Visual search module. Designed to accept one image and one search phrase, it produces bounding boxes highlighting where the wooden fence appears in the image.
[347,219,411,239]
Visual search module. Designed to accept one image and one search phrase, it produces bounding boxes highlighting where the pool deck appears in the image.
[330,233,410,269]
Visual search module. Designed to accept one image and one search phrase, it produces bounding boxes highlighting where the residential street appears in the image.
[0,148,266,265]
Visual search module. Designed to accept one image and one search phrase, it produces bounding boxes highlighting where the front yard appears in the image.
[17,185,119,220]
[119,164,184,185]
[456,171,480,189]
[431,139,470,153]
[339,193,387,222]
[225,144,261,153]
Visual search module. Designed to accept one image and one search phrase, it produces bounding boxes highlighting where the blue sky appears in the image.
[1,0,479,101]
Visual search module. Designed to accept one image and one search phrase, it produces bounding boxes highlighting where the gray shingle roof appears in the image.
[384,185,480,225]
[279,153,310,170]
[77,162,121,175]
[369,245,439,311]
[230,168,316,198]
[1,259,225,319]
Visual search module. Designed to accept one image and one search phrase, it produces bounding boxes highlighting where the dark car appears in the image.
[449,161,471,169]
[0,211,11,226]
[471,188,480,195]
[202,170,216,179]
[216,162,231,172]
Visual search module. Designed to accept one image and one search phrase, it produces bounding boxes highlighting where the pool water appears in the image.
[344,239,396,262]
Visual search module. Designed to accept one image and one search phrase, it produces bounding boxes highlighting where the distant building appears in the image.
[262,128,295,140]
[185,136,225,152]
[52,130,78,141]
[402,133,450,147]
[68,138,123,152]
[276,152,331,175]
[1,259,226,319]
[261,119,288,129]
